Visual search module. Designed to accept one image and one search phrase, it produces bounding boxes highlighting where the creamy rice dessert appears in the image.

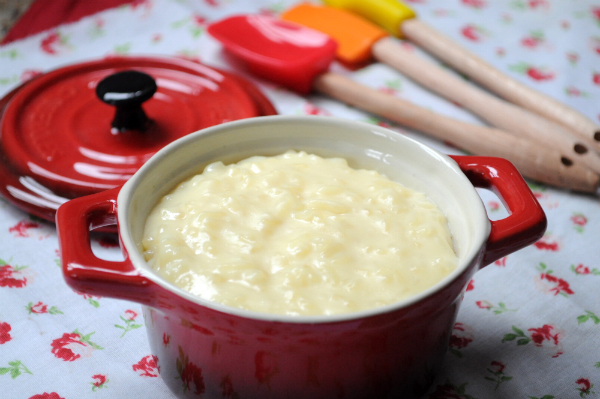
[142,151,457,316]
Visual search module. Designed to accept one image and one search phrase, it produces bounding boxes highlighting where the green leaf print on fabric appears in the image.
[536,263,574,297]
[509,0,550,11]
[565,87,590,98]
[0,259,30,288]
[508,62,555,81]
[114,310,143,338]
[576,378,595,397]
[484,361,512,391]
[503,324,565,357]
[171,17,189,29]
[26,302,63,315]
[0,360,32,379]
[476,300,517,314]
[502,326,531,346]
[566,52,579,65]
[75,329,104,350]
[170,15,205,38]
[521,29,545,48]
[570,213,588,233]
[428,380,478,399]
[75,291,101,307]
[577,311,600,325]
[571,264,600,276]
[114,43,131,54]
[91,374,108,391]
[0,49,19,59]
[88,18,106,39]
[380,79,402,95]
[258,2,287,15]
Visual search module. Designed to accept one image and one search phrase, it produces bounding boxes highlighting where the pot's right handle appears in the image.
[450,155,547,266]
[56,187,157,305]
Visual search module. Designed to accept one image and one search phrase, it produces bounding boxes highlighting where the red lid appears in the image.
[0,56,276,221]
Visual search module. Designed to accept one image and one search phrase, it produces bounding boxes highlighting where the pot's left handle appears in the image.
[56,187,156,305]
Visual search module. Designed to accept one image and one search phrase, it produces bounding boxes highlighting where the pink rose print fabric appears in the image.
[572,264,600,276]
[50,330,103,361]
[0,0,599,398]
[503,324,566,358]
[484,361,512,391]
[448,322,474,358]
[535,263,575,297]
[461,24,488,42]
[9,221,40,237]
[133,355,160,377]
[115,309,143,337]
[26,301,63,315]
[0,259,30,288]
[576,378,595,397]
[29,394,65,399]
[0,322,12,344]
[91,374,108,391]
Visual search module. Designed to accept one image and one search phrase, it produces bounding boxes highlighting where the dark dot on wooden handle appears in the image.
[561,157,573,167]
[573,144,588,154]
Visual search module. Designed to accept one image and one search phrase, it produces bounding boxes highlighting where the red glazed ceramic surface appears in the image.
[208,15,337,94]
[57,116,546,399]
[0,56,276,222]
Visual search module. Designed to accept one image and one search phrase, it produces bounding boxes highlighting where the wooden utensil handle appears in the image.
[400,19,600,153]
[371,37,600,175]
[313,72,599,192]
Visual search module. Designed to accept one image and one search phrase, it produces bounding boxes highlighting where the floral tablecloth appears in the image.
[1,0,600,398]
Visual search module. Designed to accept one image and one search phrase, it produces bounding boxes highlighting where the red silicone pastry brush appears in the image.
[207,15,598,192]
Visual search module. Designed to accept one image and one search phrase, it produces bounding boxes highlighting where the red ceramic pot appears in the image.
[57,116,546,399]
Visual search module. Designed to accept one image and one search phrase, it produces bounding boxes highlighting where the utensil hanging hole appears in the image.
[561,157,573,166]
[594,131,600,142]
[573,144,588,154]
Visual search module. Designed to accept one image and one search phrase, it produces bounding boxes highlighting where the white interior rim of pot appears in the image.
[118,115,491,323]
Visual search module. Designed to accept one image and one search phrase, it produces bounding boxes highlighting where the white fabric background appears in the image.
[1,1,599,398]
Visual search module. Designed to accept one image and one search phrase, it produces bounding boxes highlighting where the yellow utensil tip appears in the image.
[322,0,416,37]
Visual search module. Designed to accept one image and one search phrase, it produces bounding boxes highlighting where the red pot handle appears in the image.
[450,155,547,266]
[56,186,157,305]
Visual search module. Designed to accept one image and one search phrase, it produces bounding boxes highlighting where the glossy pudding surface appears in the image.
[142,151,457,316]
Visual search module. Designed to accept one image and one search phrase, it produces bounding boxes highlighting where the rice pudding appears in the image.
[142,151,457,316]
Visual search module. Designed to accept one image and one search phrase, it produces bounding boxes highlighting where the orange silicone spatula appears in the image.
[321,0,600,153]
[281,3,600,176]
[208,14,598,192]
